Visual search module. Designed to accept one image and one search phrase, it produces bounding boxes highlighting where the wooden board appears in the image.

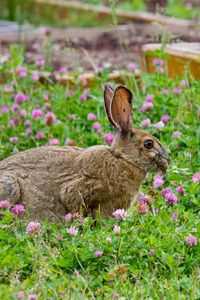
[29,0,193,34]
[0,69,140,88]
[142,43,200,79]
[38,70,140,87]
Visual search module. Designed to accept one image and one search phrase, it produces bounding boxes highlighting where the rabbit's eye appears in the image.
[144,140,154,149]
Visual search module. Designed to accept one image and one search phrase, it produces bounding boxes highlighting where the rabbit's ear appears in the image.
[111,85,133,133]
[104,84,119,130]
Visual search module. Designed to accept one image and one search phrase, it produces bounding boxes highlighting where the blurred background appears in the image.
[0,0,200,74]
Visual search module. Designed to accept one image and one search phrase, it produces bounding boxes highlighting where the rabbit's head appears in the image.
[104,84,169,174]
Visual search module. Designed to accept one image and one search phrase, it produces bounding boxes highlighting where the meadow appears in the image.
[0,46,199,299]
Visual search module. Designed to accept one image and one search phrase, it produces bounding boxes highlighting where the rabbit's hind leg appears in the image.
[0,173,21,203]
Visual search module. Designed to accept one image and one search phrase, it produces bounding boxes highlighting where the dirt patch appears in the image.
[1,24,200,73]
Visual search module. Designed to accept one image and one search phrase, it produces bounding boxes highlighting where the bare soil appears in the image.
[0,23,200,73]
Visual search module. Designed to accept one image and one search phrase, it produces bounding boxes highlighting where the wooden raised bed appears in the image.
[37,69,140,87]
[30,0,193,34]
[142,43,200,79]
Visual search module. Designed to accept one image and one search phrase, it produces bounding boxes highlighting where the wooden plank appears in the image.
[30,0,193,34]
[37,70,140,87]
[142,43,200,79]
[0,69,140,86]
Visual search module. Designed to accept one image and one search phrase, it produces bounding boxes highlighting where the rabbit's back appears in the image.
[0,146,84,219]
[0,146,83,171]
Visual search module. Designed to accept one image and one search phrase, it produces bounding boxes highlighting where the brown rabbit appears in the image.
[0,84,169,221]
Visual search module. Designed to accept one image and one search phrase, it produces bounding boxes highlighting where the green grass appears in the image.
[0,45,199,299]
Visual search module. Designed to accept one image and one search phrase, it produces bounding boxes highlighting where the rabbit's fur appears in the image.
[0,85,169,220]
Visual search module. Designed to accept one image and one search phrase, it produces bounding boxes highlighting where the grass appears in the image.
[0,45,199,299]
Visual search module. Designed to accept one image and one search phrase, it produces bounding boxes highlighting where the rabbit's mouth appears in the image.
[155,153,169,173]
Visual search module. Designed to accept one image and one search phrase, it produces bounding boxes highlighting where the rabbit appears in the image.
[0,84,169,221]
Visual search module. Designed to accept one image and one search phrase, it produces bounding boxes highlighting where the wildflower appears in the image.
[20,109,27,118]
[153,58,164,66]
[4,86,13,93]
[49,139,59,145]
[155,66,164,73]
[186,234,197,246]
[57,233,63,240]
[176,186,185,195]
[2,106,9,113]
[11,204,25,217]
[80,89,89,102]
[151,207,159,215]
[80,94,87,102]
[161,114,170,124]
[26,128,32,136]
[36,131,44,139]
[17,291,25,299]
[145,95,154,103]
[16,66,27,78]
[12,103,19,111]
[154,121,165,131]
[172,130,181,139]
[128,62,138,71]
[97,65,103,73]
[59,66,67,73]
[65,138,75,146]
[45,112,56,125]
[165,191,179,206]
[141,118,151,127]
[171,212,179,221]
[67,89,74,96]
[24,120,31,127]
[161,88,169,94]
[0,200,10,210]
[32,108,42,119]
[87,112,96,121]
[138,193,148,204]
[94,250,103,258]
[26,221,41,235]
[140,102,153,113]
[93,122,102,133]
[35,59,45,67]
[136,202,148,213]
[64,213,79,222]
[112,209,127,221]
[15,92,26,104]
[106,236,112,243]
[113,225,121,235]
[10,137,19,143]
[8,120,15,127]
[173,86,182,95]
[153,173,164,188]
[180,79,188,87]
[192,172,200,183]
[161,187,171,197]
[67,226,78,236]
[32,72,39,82]
[104,133,115,145]
[43,26,52,35]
